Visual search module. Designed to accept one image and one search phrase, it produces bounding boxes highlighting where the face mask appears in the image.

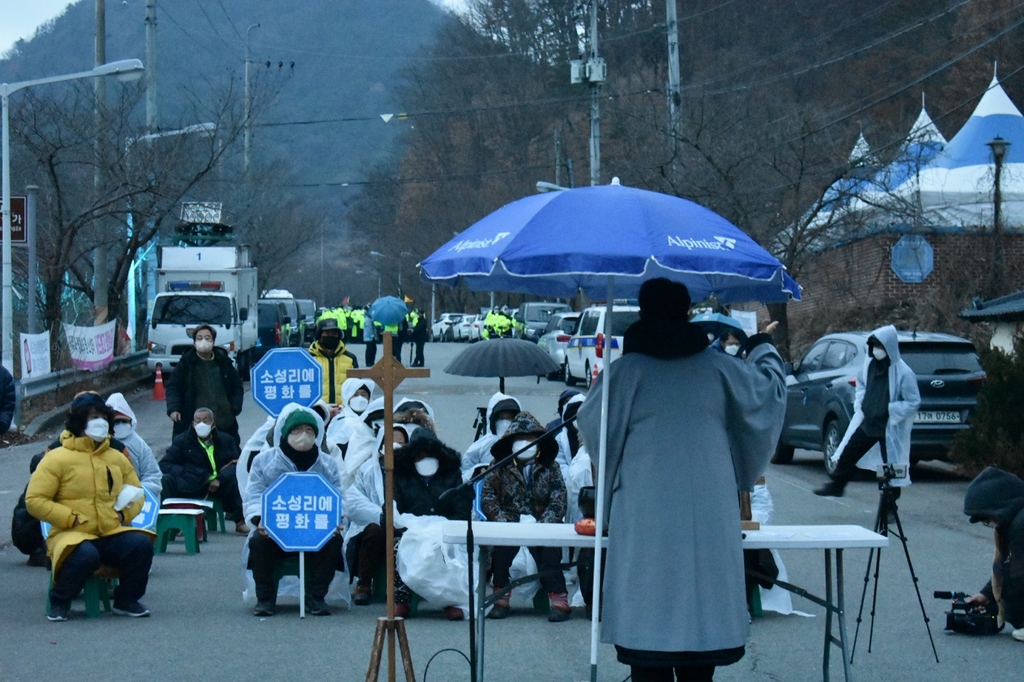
[320,336,341,351]
[707,333,715,342]
[194,422,213,439]
[287,431,316,451]
[513,439,537,461]
[724,344,740,356]
[85,418,110,442]
[872,347,888,361]
[349,396,369,414]
[195,340,214,354]
[113,422,133,440]
[494,419,511,437]
[415,457,439,477]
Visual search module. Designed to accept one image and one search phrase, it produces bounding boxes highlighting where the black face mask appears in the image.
[320,336,341,351]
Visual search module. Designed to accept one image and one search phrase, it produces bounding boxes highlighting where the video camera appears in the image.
[934,591,1002,635]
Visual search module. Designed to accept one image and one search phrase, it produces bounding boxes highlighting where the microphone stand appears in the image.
[438,414,578,682]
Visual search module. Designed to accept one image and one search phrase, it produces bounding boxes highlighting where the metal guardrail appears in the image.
[16,350,149,400]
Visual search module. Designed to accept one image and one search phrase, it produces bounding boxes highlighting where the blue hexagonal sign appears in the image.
[261,472,342,552]
[130,487,161,532]
[891,234,934,284]
[252,348,323,417]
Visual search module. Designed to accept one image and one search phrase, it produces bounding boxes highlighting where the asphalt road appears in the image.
[0,341,1017,681]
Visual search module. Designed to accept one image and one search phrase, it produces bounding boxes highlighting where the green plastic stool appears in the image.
[155,510,202,554]
[205,497,226,534]
[46,568,119,618]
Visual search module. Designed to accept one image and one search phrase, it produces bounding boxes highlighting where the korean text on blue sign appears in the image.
[251,348,323,416]
[131,488,161,532]
[261,472,342,552]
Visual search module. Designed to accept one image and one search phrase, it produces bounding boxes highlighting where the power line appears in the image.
[283,163,552,189]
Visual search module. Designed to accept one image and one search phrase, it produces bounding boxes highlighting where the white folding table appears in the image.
[442,521,887,682]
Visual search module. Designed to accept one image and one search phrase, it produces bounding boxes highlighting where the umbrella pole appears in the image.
[590,276,614,682]
[499,376,505,393]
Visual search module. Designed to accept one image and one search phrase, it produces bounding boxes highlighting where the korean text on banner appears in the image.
[63,321,116,371]
[19,332,51,378]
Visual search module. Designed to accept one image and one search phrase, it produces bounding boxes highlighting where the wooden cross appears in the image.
[347,332,429,682]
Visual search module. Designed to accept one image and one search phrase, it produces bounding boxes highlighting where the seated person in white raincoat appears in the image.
[341,396,386,491]
[554,393,585,472]
[344,423,417,605]
[325,378,375,458]
[243,404,345,617]
[460,392,522,481]
[105,393,163,496]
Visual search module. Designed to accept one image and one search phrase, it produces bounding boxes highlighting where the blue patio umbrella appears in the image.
[418,180,800,682]
[368,296,408,327]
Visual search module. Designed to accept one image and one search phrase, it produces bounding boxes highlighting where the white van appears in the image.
[564,304,640,387]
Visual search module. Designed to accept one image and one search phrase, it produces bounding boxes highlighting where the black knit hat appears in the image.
[490,411,558,463]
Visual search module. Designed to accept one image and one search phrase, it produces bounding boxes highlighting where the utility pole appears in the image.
[26,185,38,334]
[588,0,602,186]
[554,129,562,187]
[145,0,158,132]
[244,23,260,177]
[93,0,108,325]
[666,0,681,131]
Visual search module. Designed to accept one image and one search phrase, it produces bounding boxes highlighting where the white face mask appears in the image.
[513,439,537,461]
[194,422,213,439]
[195,339,214,354]
[724,344,740,356]
[349,396,369,414]
[872,347,888,361]
[85,418,110,442]
[113,422,133,440]
[494,419,512,437]
[414,457,439,477]
[287,431,316,452]
[707,333,715,342]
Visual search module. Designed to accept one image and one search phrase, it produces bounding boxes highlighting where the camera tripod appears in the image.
[851,477,939,663]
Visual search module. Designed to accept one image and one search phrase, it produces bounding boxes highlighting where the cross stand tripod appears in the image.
[851,466,939,664]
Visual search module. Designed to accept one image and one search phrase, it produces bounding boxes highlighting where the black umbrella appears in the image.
[444,338,560,393]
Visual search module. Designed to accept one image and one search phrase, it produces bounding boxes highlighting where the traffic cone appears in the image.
[591,362,599,386]
[153,363,166,401]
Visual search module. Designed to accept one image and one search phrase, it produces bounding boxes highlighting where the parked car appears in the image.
[432,313,463,342]
[254,299,290,362]
[295,298,317,345]
[774,331,985,472]
[564,304,640,388]
[471,315,484,341]
[537,312,581,380]
[513,302,572,342]
[454,314,477,342]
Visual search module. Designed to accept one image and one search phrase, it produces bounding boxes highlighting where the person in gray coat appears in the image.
[577,278,786,682]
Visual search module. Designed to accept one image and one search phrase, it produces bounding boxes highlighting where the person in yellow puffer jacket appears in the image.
[26,393,156,621]
[307,318,359,409]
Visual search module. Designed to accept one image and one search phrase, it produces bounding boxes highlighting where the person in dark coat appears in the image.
[963,467,1024,640]
[160,407,248,534]
[0,364,15,435]
[481,411,571,622]
[410,309,429,367]
[391,429,474,620]
[165,324,244,445]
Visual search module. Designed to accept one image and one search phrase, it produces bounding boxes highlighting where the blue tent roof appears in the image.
[933,77,1024,169]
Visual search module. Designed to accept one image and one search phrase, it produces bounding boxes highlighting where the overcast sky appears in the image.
[0,1,468,59]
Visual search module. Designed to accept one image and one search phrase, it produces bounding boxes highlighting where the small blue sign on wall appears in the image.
[891,234,934,283]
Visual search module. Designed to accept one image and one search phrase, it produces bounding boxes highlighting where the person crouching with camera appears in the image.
[962,466,1024,641]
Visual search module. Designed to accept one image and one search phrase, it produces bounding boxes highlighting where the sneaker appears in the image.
[253,601,276,617]
[47,603,69,622]
[813,481,846,497]
[306,597,331,616]
[112,600,151,618]
[352,581,373,606]
[394,602,410,618]
[1013,628,1024,642]
[443,605,465,621]
[548,592,572,623]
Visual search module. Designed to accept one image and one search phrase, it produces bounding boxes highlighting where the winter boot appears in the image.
[813,479,847,497]
[488,586,510,619]
[352,579,372,606]
[548,592,572,622]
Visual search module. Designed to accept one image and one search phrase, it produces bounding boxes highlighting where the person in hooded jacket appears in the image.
[325,378,375,458]
[160,407,248,534]
[244,405,345,616]
[105,393,162,496]
[815,325,921,498]
[344,423,418,605]
[554,393,584,471]
[963,467,1024,641]
[165,324,244,446]
[461,392,522,480]
[25,393,155,621]
[342,396,386,490]
[481,411,571,622]
[307,318,360,407]
[576,278,786,681]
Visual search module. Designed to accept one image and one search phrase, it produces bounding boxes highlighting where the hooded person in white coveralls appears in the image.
[814,325,921,498]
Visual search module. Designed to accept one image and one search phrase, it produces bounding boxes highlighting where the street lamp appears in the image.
[369,250,385,298]
[987,136,1011,234]
[1,59,144,372]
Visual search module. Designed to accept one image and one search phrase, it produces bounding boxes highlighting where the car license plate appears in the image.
[914,411,962,424]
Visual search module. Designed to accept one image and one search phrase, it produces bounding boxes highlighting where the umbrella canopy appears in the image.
[368,296,408,327]
[690,312,746,340]
[419,181,800,303]
[445,338,559,384]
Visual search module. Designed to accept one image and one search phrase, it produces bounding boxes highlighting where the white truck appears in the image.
[147,245,258,376]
